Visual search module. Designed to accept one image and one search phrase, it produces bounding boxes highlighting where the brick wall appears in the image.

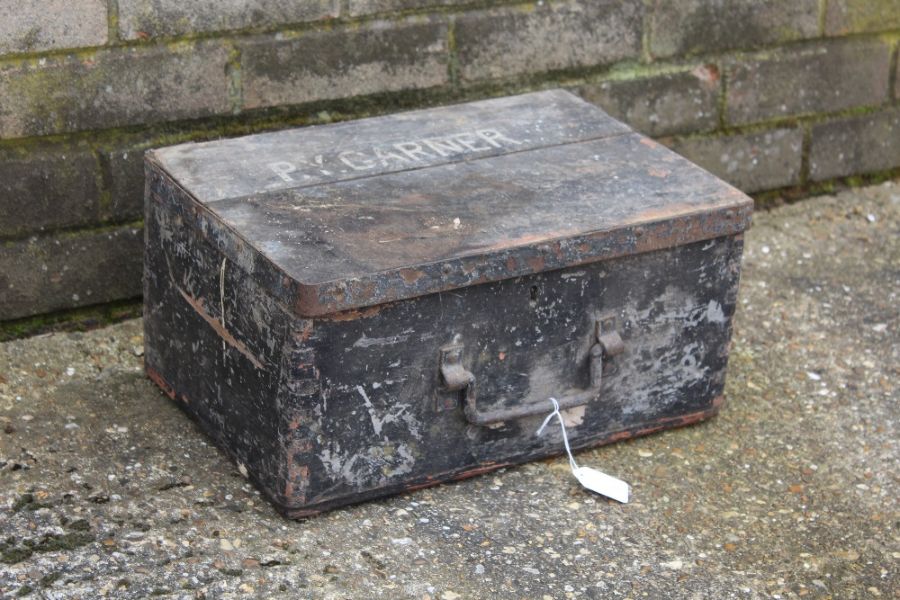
[1,0,899,329]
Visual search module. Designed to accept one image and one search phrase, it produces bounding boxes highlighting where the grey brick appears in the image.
[0,226,142,320]
[0,0,107,56]
[668,128,803,193]
[117,0,338,40]
[648,0,819,58]
[242,19,448,109]
[454,0,642,83]
[0,41,230,139]
[98,133,219,222]
[725,39,892,126]
[578,65,720,137]
[100,141,155,223]
[809,108,900,181]
[0,142,102,238]
[825,0,900,35]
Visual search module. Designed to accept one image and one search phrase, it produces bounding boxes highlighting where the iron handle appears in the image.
[441,330,624,426]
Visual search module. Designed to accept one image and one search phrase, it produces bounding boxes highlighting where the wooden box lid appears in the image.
[147,90,752,317]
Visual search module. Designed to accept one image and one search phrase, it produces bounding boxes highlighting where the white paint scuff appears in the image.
[355,385,417,439]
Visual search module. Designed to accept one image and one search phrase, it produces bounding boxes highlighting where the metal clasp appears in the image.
[439,343,476,392]
[439,323,625,426]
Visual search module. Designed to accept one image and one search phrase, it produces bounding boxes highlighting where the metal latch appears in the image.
[440,322,625,426]
[439,343,476,392]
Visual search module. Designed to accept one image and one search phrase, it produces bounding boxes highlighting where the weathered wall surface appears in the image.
[1,0,899,328]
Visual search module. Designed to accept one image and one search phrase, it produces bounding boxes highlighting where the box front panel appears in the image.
[287,234,744,512]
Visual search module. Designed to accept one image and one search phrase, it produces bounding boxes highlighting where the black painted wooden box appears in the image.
[143,90,752,517]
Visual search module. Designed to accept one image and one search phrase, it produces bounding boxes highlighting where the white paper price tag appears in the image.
[536,398,630,504]
[573,466,630,503]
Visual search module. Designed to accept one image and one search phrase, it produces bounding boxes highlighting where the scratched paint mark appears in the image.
[319,439,418,486]
[355,385,414,439]
[161,248,264,370]
[384,444,416,477]
[175,286,265,370]
[319,442,360,484]
[704,299,727,324]
[356,385,381,435]
[352,332,410,349]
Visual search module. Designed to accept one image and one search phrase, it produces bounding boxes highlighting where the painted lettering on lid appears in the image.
[267,129,523,183]
[149,90,630,203]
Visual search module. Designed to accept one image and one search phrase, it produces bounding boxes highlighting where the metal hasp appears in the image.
[441,326,625,426]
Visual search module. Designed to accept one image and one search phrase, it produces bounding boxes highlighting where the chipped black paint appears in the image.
[143,90,751,516]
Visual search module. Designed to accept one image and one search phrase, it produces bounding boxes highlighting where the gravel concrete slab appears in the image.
[1,181,898,599]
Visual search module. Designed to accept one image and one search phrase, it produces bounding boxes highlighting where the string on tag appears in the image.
[536,397,580,472]
[536,397,630,504]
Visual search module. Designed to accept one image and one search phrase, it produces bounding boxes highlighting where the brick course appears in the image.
[0,42,231,139]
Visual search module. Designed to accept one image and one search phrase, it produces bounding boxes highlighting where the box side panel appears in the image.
[143,163,294,502]
[279,234,744,514]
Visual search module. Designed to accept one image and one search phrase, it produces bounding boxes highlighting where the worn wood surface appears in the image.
[143,90,752,515]
[148,91,750,316]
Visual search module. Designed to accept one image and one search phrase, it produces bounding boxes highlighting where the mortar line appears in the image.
[0,219,144,245]
[818,0,828,37]
[107,0,120,44]
[718,66,728,130]
[800,121,812,185]
[91,146,115,221]
[640,0,653,63]
[446,17,458,89]
[0,298,143,340]
[889,40,899,102]
[225,40,244,114]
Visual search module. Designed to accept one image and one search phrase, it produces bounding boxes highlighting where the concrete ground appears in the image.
[1,182,898,599]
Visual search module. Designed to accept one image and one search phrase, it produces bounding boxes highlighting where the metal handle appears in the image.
[440,329,624,426]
